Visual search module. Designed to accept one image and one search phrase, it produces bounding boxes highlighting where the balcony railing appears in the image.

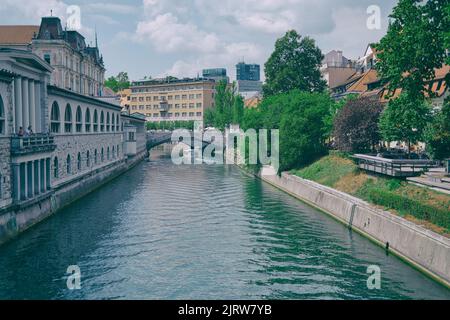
[11,134,57,156]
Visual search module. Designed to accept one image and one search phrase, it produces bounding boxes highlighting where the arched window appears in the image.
[0,94,5,135]
[50,101,60,133]
[117,144,120,158]
[107,147,110,160]
[85,108,91,132]
[53,157,59,179]
[111,114,115,132]
[100,111,104,132]
[75,106,82,132]
[101,148,104,162]
[93,110,98,132]
[94,149,98,164]
[77,152,81,171]
[66,154,71,174]
[116,114,120,131]
[106,112,110,132]
[64,104,72,133]
[112,146,115,159]
[86,150,90,167]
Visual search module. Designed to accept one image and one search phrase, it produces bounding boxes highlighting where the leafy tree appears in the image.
[263,30,326,97]
[379,93,432,154]
[333,97,383,153]
[278,91,334,172]
[206,81,243,129]
[104,71,130,92]
[424,102,450,160]
[375,0,449,101]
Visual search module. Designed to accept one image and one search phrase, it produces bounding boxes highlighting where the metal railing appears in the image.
[353,154,440,177]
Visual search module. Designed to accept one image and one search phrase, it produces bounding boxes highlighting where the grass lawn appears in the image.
[292,152,450,236]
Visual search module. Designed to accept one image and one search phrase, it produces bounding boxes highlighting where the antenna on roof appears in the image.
[50,9,53,17]
[95,26,98,48]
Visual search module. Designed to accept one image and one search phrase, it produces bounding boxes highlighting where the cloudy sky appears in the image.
[0,0,397,81]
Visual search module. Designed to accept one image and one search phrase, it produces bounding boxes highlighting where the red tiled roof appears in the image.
[0,25,39,45]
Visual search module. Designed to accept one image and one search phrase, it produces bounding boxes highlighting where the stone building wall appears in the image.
[51,132,124,186]
[0,137,12,209]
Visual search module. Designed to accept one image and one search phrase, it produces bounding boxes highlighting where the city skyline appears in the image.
[0,0,397,81]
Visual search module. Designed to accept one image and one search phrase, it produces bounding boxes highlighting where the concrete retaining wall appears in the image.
[259,168,450,287]
[0,151,146,246]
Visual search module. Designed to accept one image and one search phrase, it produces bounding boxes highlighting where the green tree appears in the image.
[104,71,130,92]
[278,91,334,172]
[424,102,450,160]
[375,0,449,101]
[264,30,326,97]
[379,93,432,154]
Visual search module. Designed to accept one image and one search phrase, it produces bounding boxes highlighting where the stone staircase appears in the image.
[407,168,450,195]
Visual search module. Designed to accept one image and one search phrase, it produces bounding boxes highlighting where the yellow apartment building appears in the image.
[128,77,216,123]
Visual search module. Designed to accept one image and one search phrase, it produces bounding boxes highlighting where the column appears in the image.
[22,78,29,130]
[35,81,41,133]
[29,80,36,132]
[14,77,23,131]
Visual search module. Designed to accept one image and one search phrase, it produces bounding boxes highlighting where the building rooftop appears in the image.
[0,25,39,45]
[132,77,215,87]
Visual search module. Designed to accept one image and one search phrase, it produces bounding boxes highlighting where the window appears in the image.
[53,157,59,179]
[50,102,60,133]
[0,95,4,135]
[196,112,202,116]
[44,53,51,64]
[116,114,120,131]
[111,114,115,131]
[117,145,120,158]
[64,104,72,133]
[112,146,115,159]
[86,150,90,167]
[85,108,91,132]
[93,110,98,132]
[75,106,82,132]
[196,103,202,108]
[100,111,105,132]
[101,148,104,162]
[94,149,98,164]
[77,152,82,171]
[66,155,71,174]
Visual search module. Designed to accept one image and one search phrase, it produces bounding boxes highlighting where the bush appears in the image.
[362,188,450,231]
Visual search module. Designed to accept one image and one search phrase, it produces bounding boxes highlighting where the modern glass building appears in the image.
[202,68,229,83]
[236,62,260,81]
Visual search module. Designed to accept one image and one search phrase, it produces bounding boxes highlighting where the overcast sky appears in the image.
[0,0,398,81]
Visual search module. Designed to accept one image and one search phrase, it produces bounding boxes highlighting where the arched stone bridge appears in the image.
[146,131,210,150]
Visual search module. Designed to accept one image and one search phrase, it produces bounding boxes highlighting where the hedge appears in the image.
[364,189,450,231]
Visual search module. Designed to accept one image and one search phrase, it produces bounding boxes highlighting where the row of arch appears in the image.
[53,145,121,179]
[50,101,121,134]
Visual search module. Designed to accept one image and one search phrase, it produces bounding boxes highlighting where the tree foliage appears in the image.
[263,30,326,97]
[204,81,244,130]
[333,97,384,153]
[424,102,450,160]
[375,0,449,101]
[379,93,431,150]
[104,72,130,92]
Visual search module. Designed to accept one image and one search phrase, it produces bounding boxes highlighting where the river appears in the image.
[0,145,448,299]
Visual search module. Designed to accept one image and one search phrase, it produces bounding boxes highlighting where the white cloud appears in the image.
[134,13,220,53]
[83,3,139,15]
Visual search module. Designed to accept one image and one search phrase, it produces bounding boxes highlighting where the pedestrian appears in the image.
[18,126,24,137]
